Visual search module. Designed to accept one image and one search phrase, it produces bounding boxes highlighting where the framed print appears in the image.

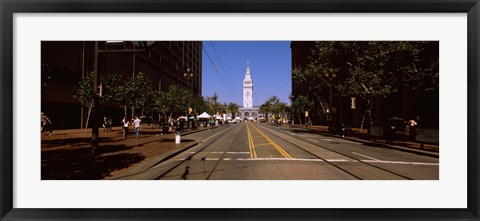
[1,0,479,220]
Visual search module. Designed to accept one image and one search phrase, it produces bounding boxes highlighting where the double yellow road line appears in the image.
[247,124,292,159]
[247,123,257,158]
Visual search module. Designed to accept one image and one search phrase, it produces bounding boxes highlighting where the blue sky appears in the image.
[201,41,292,107]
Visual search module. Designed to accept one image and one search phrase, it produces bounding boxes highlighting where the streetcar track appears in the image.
[117,124,238,180]
[257,124,415,180]
[124,123,424,180]
[155,124,243,180]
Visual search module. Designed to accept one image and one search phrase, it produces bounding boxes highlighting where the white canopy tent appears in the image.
[198,112,211,119]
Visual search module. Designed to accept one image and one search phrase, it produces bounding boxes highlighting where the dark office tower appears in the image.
[41,41,202,129]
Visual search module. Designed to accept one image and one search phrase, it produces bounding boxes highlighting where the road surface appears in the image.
[122,123,438,180]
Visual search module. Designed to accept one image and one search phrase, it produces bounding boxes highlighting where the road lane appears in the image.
[122,123,438,180]
[259,124,439,180]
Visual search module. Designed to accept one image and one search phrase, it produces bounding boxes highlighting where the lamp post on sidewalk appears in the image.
[325,68,336,133]
[90,41,148,154]
[183,68,194,129]
[91,41,100,154]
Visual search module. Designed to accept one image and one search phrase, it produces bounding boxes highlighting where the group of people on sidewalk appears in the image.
[121,116,142,139]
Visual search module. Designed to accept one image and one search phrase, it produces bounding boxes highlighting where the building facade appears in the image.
[238,62,259,120]
[41,41,202,129]
[290,41,439,129]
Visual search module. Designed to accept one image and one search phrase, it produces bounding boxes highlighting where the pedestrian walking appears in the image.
[121,116,130,139]
[103,116,112,131]
[41,112,53,136]
[133,116,142,139]
[407,119,418,141]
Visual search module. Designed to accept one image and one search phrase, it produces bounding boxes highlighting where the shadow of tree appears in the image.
[290,129,322,135]
[362,142,390,148]
[42,137,116,148]
[41,144,145,180]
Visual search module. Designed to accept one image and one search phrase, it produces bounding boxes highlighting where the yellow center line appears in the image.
[250,124,292,159]
[247,124,257,158]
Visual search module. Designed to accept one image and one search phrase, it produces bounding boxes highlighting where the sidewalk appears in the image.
[289,124,439,157]
[41,125,208,180]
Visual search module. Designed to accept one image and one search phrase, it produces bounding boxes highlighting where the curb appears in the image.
[331,134,439,158]
[289,125,439,158]
[112,126,225,179]
[111,141,199,179]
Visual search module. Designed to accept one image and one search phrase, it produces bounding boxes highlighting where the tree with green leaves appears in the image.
[294,41,438,128]
[259,102,271,121]
[156,84,192,120]
[227,102,239,118]
[291,95,314,125]
[207,92,221,116]
[73,71,96,109]
[190,95,210,116]
[74,72,124,129]
[117,72,155,117]
[260,96,287,122]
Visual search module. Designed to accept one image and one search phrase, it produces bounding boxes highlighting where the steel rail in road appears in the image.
[130,123,429,180]
[256,124,417,180]
[119,124,238,180]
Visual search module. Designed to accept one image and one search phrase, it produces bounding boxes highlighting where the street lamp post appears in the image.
[289,94,294,125]
[183,68,194,129]
[90,41,146,154]
[91,41,100,154]
[325,69,336,133]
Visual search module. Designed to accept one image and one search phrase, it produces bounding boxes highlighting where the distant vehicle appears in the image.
[228,119,237,124]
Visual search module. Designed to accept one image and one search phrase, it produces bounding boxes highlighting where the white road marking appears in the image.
[210,151,250,154]
[235,158,323,162]
[177,158,324,162]
[352,152,381,161]
[362,160,439,166]
[325,159,350,162]
[176,157,438,165]
[188,152,249,154]
[204,158,220,161]
[308,139,319,143]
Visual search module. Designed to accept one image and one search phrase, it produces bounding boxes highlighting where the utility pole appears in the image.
[91,41,100,154]
[90,41,151,154]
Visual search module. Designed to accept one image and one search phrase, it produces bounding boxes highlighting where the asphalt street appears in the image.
[121,123,439,180]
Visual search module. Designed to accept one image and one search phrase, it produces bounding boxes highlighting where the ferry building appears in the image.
[238,61,260,121]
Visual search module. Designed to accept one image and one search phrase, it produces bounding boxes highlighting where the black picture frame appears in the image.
[1,0,479,220]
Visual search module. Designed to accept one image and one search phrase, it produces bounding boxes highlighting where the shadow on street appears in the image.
[41,144,145,180]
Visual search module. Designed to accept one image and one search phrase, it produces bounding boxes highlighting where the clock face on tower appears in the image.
[245,91,250,97]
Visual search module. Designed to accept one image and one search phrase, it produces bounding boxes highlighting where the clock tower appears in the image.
[243,61,253,108]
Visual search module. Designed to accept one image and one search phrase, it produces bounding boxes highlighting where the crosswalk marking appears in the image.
[188,151,250,154]
[352,152,380,161]
[176,157,437,165]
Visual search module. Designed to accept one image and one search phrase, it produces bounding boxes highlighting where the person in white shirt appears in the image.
[133,116,142,139]
[121,116,130,139]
